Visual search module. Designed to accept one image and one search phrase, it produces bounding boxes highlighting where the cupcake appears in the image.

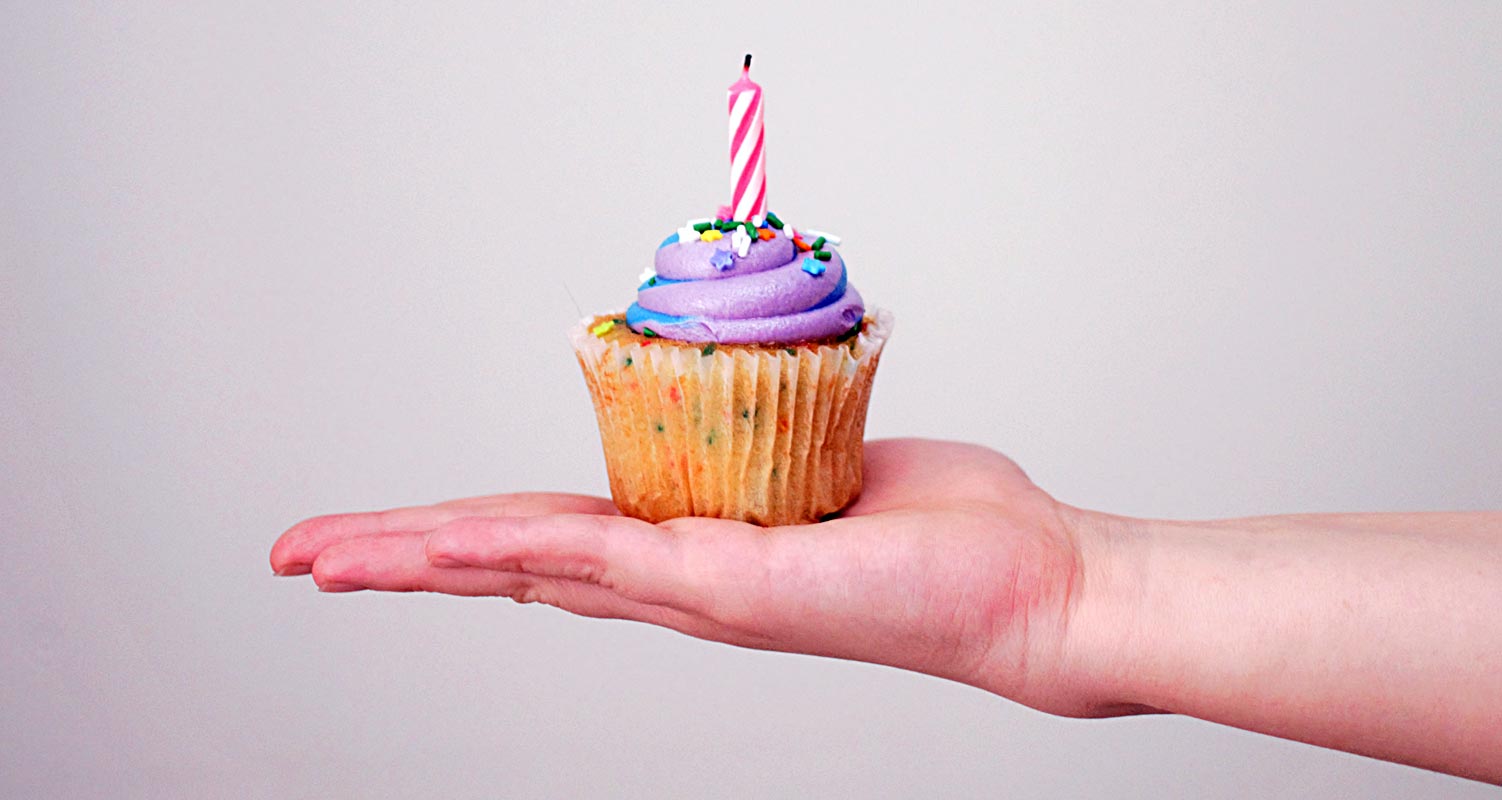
[568,57,892,526]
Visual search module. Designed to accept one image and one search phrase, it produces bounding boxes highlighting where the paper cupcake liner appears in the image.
[569,309,893,526]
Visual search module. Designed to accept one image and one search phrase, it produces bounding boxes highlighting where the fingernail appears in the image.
[318,582,365,593]
[274,565,312,577]
[428,555,465,569]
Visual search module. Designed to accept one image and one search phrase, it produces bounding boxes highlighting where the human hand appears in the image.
[272,440,1502,780]
[270,438,1113,716]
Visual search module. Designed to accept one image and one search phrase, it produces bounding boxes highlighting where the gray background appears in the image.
[3,1,1499,797]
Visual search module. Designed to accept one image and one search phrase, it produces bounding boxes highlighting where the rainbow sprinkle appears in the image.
[591,319,615,336]
[731,227,752,257]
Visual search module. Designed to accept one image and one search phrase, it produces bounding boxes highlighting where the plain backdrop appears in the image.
[3,2,1499,797]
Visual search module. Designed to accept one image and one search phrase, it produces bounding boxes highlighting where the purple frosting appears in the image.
[655,236,794,280]
[627,226,865,345]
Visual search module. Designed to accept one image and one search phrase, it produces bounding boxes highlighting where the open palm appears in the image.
[271,438,1095,714]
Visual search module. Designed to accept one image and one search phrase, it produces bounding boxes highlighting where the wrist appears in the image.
[1052,505,1163,717]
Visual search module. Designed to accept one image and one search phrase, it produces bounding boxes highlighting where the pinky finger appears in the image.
[526,578,785,652]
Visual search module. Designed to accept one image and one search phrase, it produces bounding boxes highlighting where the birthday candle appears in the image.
[727,54,766,222]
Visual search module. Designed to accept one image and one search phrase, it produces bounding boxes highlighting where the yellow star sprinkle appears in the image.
[700,230,724,242]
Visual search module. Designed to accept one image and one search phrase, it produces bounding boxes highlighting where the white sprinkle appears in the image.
[676,226,699,245]
[638,266,657,284]
[784,225,797,240]
[805,229,842,245]
[731,227,752,257]
[750,213,764,227]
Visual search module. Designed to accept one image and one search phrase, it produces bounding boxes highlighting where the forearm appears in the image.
[1070,510,1502,783]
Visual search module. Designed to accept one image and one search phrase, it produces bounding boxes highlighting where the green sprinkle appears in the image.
[838,320,863,341]
[655,423,665,432]
[701,343,716,357]
[765,212,784,229]
[643,327,658,338]
[771,466,779,478]
[785,348,796,356]
[692,221,713,233]
[647,276,657,287]
[614,317,626,325]
[812,250,832,261]
[743,221,757,239]
[741,409,749,420]
[624,356,633,367]
[706,431,716,446]
[811,236,826,250]
[715,219,735,231]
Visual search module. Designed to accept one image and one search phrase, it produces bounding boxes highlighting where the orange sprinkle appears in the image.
[793,237,812,252]
[757,228,775,241]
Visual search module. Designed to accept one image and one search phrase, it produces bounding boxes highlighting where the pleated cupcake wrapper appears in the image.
[570,309,893,526]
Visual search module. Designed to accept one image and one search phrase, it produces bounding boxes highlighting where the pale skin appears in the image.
[270,438,1502,784]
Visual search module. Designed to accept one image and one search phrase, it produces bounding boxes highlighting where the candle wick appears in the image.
[743,53,752,72]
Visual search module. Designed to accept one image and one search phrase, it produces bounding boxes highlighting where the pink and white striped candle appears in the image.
[727,54,766,222]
